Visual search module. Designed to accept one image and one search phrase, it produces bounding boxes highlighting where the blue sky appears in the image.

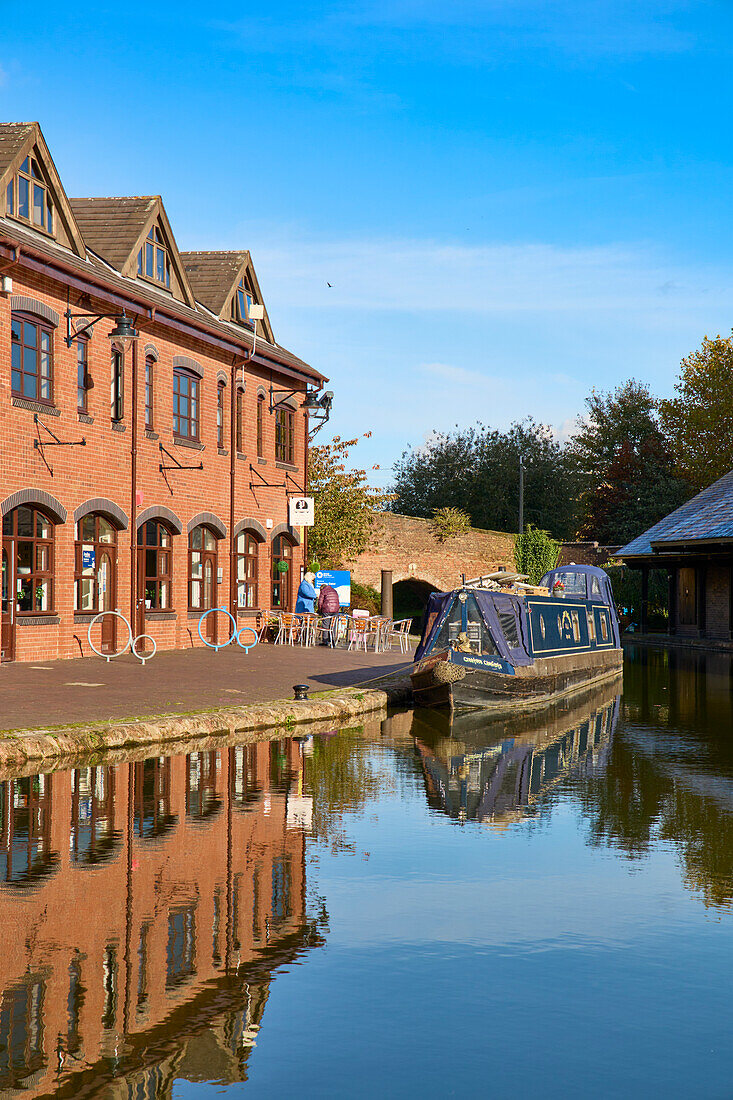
[3,1,733,483]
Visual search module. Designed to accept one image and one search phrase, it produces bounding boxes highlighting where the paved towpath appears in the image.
[0,644,412,732]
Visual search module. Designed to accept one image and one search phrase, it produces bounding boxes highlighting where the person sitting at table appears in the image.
[295,571,318,613]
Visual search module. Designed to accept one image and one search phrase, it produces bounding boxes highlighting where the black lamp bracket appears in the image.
[158,442,203,474]
[33,414,86,477]
[269,383,307,414]
[65,307,121,348]
[249,463,287,491]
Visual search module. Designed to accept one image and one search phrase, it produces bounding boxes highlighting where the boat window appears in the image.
[432,599,463,651]
[571,609,581,642]
[599,612,609,641]
[466,598,499,655]
[498,610,519,648]
[590,575,602,599]
[558,571,587,597]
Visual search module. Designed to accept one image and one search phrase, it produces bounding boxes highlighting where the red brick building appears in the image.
[0,122,326,662]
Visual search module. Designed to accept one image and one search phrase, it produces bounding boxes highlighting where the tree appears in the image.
[307,434,393,567]
[514,524,560,584]
[569,380,690,545]
[391,419,579,539]
[659,334,733,491]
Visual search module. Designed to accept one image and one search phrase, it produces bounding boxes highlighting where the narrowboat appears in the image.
[411,564,623,712]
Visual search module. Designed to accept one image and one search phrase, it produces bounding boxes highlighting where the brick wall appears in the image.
[345,512,516,593]
[0,265,308,662]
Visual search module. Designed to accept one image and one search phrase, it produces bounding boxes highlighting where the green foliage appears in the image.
[305,729,383,854]
[659,334,733,491]
[350,580,381,615]
[603,564,669,628]
[308,434,393,567]
[392,418,579,539]
[514,524,560,584]
[431,506,471,541]
[569,380,691,545]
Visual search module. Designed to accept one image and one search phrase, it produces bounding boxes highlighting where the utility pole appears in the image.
[518,455,524,534]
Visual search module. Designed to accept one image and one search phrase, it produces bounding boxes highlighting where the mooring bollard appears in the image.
[293,684,310,701]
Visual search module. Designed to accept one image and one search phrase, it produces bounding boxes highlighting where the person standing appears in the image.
[295,571,318,613]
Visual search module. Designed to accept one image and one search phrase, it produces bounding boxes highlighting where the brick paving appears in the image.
[0,644,412,732]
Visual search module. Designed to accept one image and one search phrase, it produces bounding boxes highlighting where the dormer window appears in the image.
[137,226,171,288]
[232,276,254,323]
[6,156,54,235]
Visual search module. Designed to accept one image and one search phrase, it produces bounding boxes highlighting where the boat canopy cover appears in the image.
[540,564,614,604]
[415,589,534,666]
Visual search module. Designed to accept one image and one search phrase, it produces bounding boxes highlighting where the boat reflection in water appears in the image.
[0,738,324,1096]
[411,681,621,825]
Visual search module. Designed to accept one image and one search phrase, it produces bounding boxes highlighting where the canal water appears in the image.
[1,646,733,1097]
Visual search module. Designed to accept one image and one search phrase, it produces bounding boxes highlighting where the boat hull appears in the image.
[411,646,623,713]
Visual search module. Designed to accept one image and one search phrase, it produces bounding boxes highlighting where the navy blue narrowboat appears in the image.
[410,564,623,712]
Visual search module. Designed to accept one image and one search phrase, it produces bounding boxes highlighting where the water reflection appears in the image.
[410,688,620,826]
[0,738,324,1095]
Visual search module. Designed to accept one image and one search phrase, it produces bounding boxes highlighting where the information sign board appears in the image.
[314,570,351,607]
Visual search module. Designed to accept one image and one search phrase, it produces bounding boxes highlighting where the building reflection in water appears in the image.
[410,683,621,826]
[0,737,323,1096]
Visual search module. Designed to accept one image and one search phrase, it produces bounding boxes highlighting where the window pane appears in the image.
[145,549,157,578]
[156,248,165,283]
[190,580,201,607]
[32,183,45,226]
[99,519,115,543]
[17,508,33,537]
[47,198,54,234]
[30,158,42,180]
[81,515,95,541]
[160,580,169,609]
[18,176,29,218]
[17,541,32,573]
[191,553,202,578]
[203,529,215,551]
[6,179,12,215]
[190,527,202,550]
[36,513,50,538]
[36,544,49,572]
[79,577,94,611]
[24,321,37,348]
[145,241,154,277]
[160,527,171,547]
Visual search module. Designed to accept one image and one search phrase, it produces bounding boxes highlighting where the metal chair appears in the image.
[347,616,379,652]
[385,618,414,654]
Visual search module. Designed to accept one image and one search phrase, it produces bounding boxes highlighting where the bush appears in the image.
[431,506,471,541]
[350,581,381,615]
[514,524,560,584]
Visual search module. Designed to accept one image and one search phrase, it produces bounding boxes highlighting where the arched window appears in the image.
[75,514,117,611]
[236,531,260,609]
[275,404,294,464]
[11,313,53,402]
[77,335,90,413]
[271,535,293,610]
[137,520,172,610]
[256,394,264,458]
[173,367,199,441]
[145,355,155,430]
[236,388,244,453]
[2,506,54,613]
[217,381,225,449]
[188,525,217,611]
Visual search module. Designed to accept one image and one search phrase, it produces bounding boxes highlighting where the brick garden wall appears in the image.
[345,512,517,593]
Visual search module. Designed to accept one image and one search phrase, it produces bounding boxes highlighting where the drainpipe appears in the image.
[229,359,238,616]
[130,340,138,632]
[303,410,309,567]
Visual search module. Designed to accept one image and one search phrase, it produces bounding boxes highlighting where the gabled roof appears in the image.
[0,122,34,176]
[619,469,733,558]
[0,121,86,256]
[69,195,197,308]
[69,196,157,271]
[181,250,275,343]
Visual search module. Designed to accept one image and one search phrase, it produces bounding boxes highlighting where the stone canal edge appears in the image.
[0,673,414,777]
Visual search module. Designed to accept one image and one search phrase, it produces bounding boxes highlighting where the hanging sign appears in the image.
[82,549,95,569]
[288,497,314,527]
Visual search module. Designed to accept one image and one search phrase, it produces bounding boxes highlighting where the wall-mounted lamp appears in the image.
[65,304,139,349]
